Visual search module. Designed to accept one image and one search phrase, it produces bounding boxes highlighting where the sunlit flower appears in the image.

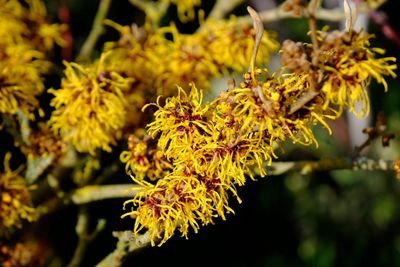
[281,29,397,117]
[209,70,334,181]
[318,30,397,117]
[37,23,68,51]
[145,84,212,163]
[48,54,133,155]
[123,167,235,246]
[0,153,37,235]
[123,70,337,245]
[122,14,396,247]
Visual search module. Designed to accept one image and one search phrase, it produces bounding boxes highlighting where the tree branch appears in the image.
[67,207,105,267]
[264,157,395,176]
[77,0,112,62]
[37,184,141,218]
[237,2,384,24]
[206,0,244,21]
[37,156,396,217]
[95,231,150,267]
[129,0,170,28]
[71,184,141,204]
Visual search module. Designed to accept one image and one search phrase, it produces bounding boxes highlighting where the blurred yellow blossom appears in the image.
[48,54,133,155]
[0,43,50,118]
[199,17,278,73]
[0,0,66,52]
[104,18,278,97]
[0,0,66,118]
[0,153,37,235]
[0,241,45,267]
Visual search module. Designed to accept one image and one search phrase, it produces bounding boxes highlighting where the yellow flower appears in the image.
[48,54,133,155]
[103,19,278,98]
[170,0,201,22]
[155,24,221,95]
[123,70,337,245]
[123,167,235,246]
[120,134,173,181]
[145,84,212,162]
[37,23,68,51]
[24,0,67,50]
[317,30,397,117]
[102,21,170,128]
[0,0,66,118]
[0,0,67,52]
[0,1,26,45]
[103,21,168,91]
[0,43,50,118]
[0,153,37,235]
[321,31,397,117]
[103,22,218,97]
[281,29,397,118]
[122,25,395,247]
[199,17,279,73]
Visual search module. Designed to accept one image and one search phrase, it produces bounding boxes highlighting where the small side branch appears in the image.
[37,184,141,218]
[71,184,141,205]
[206,0,244,21]
[95,231,150,267]
[307,0,320,51]
[129,0,169,28]
[77,0,112,62]
[67,207,106,267]
[238,2,384,24]
[265,157,395,176]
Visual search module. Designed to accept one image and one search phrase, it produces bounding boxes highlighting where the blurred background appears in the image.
[11,0,400,266]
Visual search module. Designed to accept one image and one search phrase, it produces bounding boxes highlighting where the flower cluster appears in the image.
[48,54,133,155]
[123,27,396,245]
[281,29,397,117]
[0,153,37,236]
[123,70,337,245]
[50,17,277,155]
[0,0,66,118]
[120,132,173,181]
[104,18,277,96]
